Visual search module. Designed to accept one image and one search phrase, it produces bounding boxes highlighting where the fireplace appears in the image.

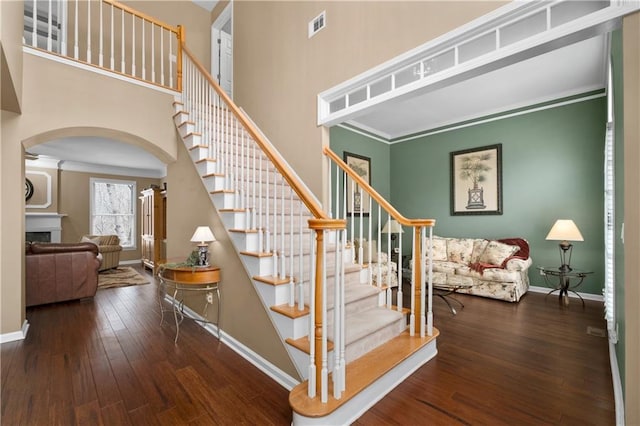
[25,213,66,243]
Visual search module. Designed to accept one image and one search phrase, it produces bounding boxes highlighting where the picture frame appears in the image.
[344,151,371,216]
[450,144,502,216]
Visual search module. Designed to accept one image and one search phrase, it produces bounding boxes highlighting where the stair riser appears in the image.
[202,175,225,193]
[272,311,309,340]
[177,122,195,138]
[189,146,210,163]
[184,133,202,150]
[197,160,218,176]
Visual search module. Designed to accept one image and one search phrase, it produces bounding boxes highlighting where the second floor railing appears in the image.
[23,0,182,91]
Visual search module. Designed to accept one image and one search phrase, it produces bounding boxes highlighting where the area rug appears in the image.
[98,266,150,289]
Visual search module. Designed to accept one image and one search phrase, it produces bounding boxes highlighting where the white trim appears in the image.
[25,170,53,208]
[528,285,604,302]
[339,123,391,143]
[338,91,605,144]
[26,157,61,169]
[163,294,300,391]
[118,259,141,266]
[60,159,166,178]
[23,46,178,96]
[390,92,606,144]
[0,320,30,344]
[609,341,625,425]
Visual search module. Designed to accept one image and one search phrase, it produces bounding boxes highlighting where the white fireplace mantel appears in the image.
[25,213,67,243]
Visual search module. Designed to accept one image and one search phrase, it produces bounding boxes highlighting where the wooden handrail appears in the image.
[323,146,435,228]
[181,43,328,220]
[103,0,181,34]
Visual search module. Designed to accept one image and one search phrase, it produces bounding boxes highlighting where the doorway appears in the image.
[211,3,233,98]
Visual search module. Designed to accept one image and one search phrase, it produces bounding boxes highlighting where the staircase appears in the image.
[174,46,439,425]
[22,1,437,423]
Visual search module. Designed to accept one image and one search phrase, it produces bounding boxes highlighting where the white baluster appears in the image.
[272,167,278,277]
[333,222,341,399]
[120,8,124,72]
[297,203,304,311]
[252,142,257,231]
[307,234,316,398]
[74,0,79,58]
[376,205,382,288]
[47,0,53,51]
[169,29,173,88]
[421,227,427,338]
[280,175,286,280]
[59,0,68,56]
[86,0,90,62]
[98,0,103,66]
[109,4,114,69]
[321,234,328,403]
[410,227,416,336]
[427,226,433,336]
[289,187,295,307]
[260,153,266,253]
[386,212,392,308]
[339,227,347,392]
[31,0,37,48]
[397,224,403,312]
[141,19,145,80]
[160,28,164,85]
[131,14,135,76]
[151,23,155,82]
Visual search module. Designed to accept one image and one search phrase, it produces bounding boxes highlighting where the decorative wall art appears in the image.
[450,144,502,216]
[344,152,371,216]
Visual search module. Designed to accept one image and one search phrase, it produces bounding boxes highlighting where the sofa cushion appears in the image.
[478,240,520,266]
[470,239,489,264]
[426,236,448,261]
[432,261,461,275]
[446,238,474,264]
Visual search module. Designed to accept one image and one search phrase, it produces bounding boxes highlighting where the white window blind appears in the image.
[90,178,137,249]
[603,122,616,342]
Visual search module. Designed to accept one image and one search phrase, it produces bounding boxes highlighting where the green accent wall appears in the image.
[390,97,607,295]
[331,96,607,296]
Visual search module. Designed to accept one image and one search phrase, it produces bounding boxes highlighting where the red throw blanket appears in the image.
[468,238,529,275]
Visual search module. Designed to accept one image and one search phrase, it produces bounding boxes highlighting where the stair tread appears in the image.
[289,329,439,417]
[271,303,309,318]
[254,275,291,285]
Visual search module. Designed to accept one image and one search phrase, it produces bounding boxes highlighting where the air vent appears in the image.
[308,11,326,38]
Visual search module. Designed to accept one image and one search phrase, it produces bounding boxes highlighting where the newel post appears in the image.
[308,218,346,400]
[176,25,185,92]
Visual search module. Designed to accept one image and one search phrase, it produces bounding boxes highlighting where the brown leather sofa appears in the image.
[25,242,101,307]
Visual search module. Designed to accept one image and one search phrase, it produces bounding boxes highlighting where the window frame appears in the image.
[90,177,137,250]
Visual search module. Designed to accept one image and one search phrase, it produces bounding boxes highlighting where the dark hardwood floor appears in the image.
[2,267,614,425]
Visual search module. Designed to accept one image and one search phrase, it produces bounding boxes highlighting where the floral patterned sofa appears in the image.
[353,239,399,289]
[420,236,532,302]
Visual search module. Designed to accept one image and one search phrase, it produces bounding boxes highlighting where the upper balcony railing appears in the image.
[23,0,183,91]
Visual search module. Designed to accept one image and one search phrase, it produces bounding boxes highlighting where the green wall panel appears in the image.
[389,97,607,295]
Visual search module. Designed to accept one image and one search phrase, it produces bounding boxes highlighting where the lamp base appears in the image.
[197,245,210,267]
[558,242,573,272]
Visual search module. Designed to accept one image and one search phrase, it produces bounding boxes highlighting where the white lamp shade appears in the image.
[381,219,404,234]
[190,226,216,244]
[545,220,584,242]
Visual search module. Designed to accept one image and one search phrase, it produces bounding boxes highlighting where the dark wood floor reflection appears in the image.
[2,267,614,425]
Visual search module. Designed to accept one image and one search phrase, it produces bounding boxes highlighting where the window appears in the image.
[90,178,136,249]
[603,61,616,343]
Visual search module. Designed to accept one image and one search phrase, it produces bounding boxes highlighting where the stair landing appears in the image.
[290,329,439,425]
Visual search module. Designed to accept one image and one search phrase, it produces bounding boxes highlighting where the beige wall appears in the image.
[233,1,506,197]
[167,135,298,379]
[623,11,640,426]
[0,0,24,113]
[59,170,161,262]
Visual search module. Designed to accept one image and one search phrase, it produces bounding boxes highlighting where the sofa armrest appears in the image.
[505,257,532,271]
[99,245,123,254]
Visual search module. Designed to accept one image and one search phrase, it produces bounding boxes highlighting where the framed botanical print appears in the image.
[450,144,502,216]
[344,151,371,216]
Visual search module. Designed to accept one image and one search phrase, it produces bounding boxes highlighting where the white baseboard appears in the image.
[119,259,141,266]
[528,285,604,302]
[0,320,30,344]
[162,294,300,390]
[609,341,625,425]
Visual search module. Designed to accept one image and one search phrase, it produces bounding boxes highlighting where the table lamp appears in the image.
[545,219,583,272]
[381,218,404,253]
[191,226,216,267]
